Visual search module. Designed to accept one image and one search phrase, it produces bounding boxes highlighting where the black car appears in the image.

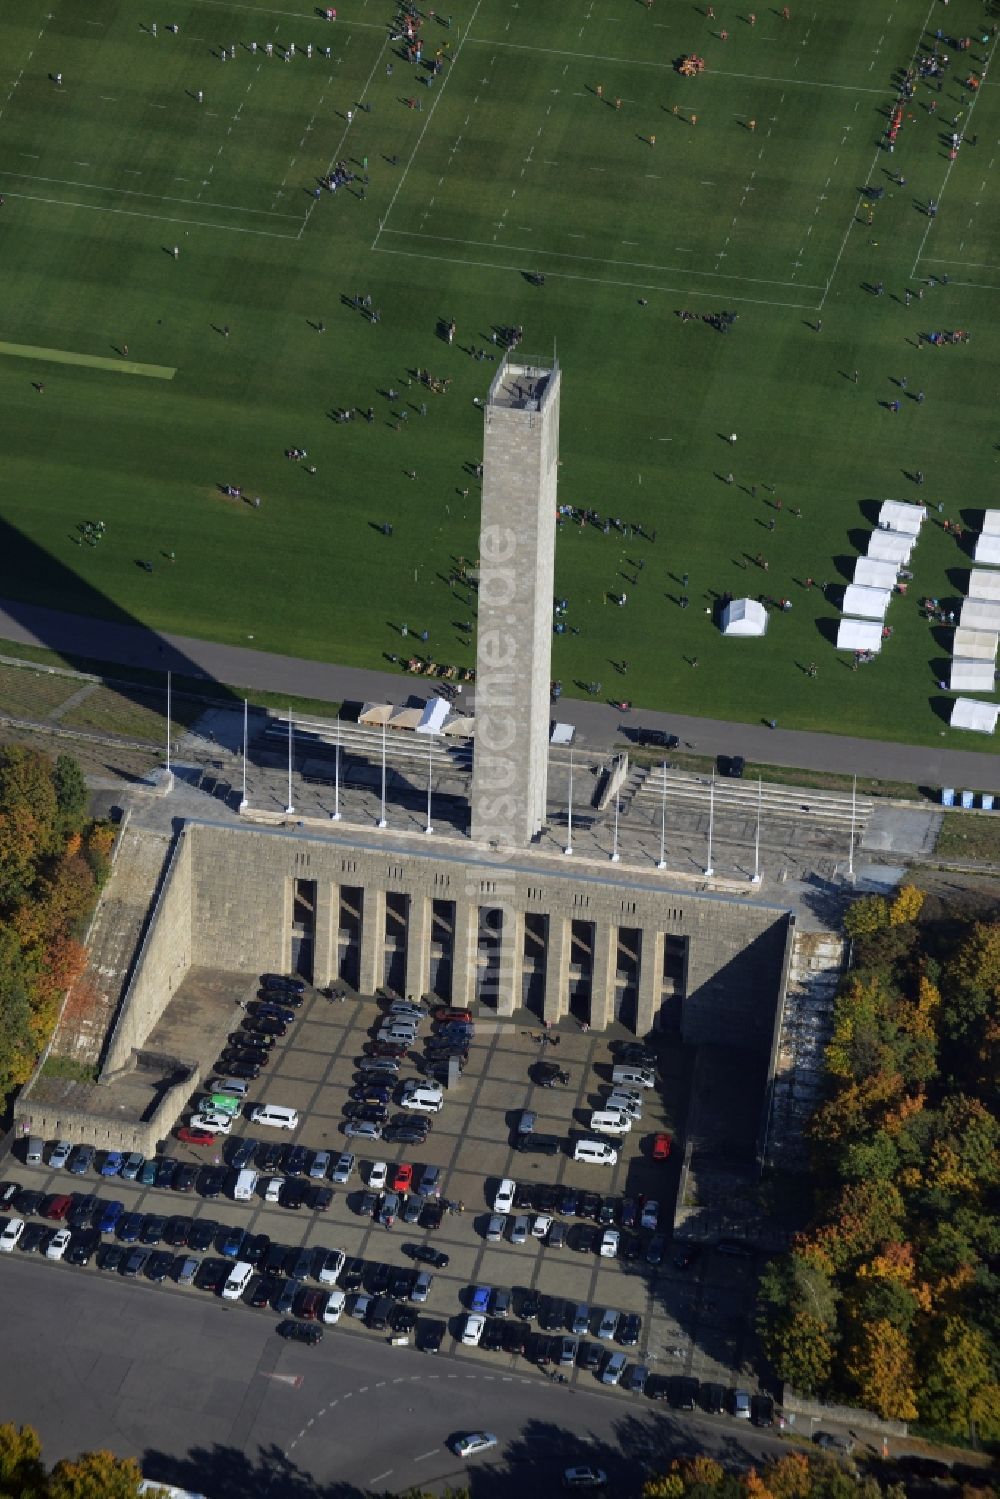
[620,1233,642,1261]
[122,1246,150,1278]
[384,1124,429,1146]
[231,1029,275,1050]
[718,753,745,779]
[502,1321,529,1355]
[613,1041,657,1067]
[647,1374,671,1400]
[257,1143,283,1173]
[420,1200,444,1231]
[247,1016,287,1037]
[195,1257,228,1293]
[155,1158,179,1190]
[646,1235,666,1266]
[482,1317,505,1352]
[356,1189,378,1218]
[388,1304,418,1335]
[187,1219,219,1252]
[558,1186,579,1217]
[388,1112,431,1134]
[366,1295,394,1331]
[260,974,306,995]
[578,1341,602,1372]
[597,1197,618,1227]
[199,1167,227,1199]
[140,1214,167,1245]
[173,1164,199,1194]
[674,1243,701,1271]
[367,1261,392,1294]
[579,1191,601,1221]
[309,1185,334,1212]
[635,727,679,749]
[245,1274,270,1308]
[68,1194,99,1230]
[280,1180,311,1211]
[145,1250,174,1282]
[751,1393,775,1427]
[417,1318,446,1353]
[277,1319,322,1345]
[287,1248,313,1282]
[701,1382,727,1415]
[341,1256,365,1291]
[569,1224,598,1254]
[227,1137,259,1170]
[343,1102,388,1124]
[264,1241,292,1275]
[539,1296,564,1331]
[620,1197,638,1229]
[390,1266,414,1300]
[517,1288,541,1322]
[406,1244,450,1269]
[282,1146,309,1177]
[533,1333,555,1366]
[670,1376,699,1410]
[617,1313,642,1347]
[250,1000,295,1023]
[402,1193,423,1226]
[513,1181,534,1210]
[220,1047,269,1069]
[274,1279,300,1315]
[535,1184,559,1214]
[245,1233,271,1266]
[164,1216,191,1247]
[96,1241,126,1272]
[220,1060,260,1081]
[14,1189,43,1217]
[66,1229,100,1266]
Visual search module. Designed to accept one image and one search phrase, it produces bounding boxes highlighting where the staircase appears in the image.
[765,929,846,1172]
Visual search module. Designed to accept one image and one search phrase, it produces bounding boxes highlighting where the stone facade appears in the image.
[471,359,561,851]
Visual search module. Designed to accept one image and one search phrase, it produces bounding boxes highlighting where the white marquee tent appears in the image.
[982,510,1000,536]
[878,500,925,535]
[961,598,1000,631]
[952,628,999,663]
[950,697,1000,734]
[853,557,899,589]
[974,532,1000,567]
[968,569,1000,603]
[836,619,883,652]
[867,530,914,565]
[949,661,996,693]
[720,598,768,637]
[415,697,451,735]
[841,584,891,620]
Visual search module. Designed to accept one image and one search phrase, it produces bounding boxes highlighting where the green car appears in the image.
[198,1093,240,1116]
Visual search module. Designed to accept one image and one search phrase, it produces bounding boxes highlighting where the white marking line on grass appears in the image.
[3,191,300,239]
[923,256,1000,271]
[189,0,387,32]
[373,244,821,310]
[380,227,823,289]
[465,37,889,94]
[298,33,392,239]
[0,169,300,220]
[371,0,486,254]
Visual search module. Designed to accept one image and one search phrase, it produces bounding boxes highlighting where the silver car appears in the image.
[486,1214,507,1243]
[510,1215,530,1246]
[48,1140,73,1170]
[410,1270,433,1303]
[309,1150,332,1180]
[597,1308,620,1341]
[331,1152,356,1185]
[601,1351,627,1385]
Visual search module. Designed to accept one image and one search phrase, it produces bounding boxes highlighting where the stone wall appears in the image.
[14,1074,194,1160]
[102,830,193,1076]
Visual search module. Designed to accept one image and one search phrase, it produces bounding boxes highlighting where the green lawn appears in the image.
[0,0,998,751]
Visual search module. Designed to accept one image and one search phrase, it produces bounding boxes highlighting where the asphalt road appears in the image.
[2,597,998,789]
[0,1256,792,1498]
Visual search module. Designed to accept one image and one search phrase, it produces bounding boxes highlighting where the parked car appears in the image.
[651,1132,672,1160]
[48,1141,73,1170]
[277,1319,323,1345]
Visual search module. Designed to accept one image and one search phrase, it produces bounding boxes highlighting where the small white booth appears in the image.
[841,584,891,620]
[949,661,997,693]
[415,698,451,735]
[973,532,1000,567]
[961,599,1000,631]
[836,618,883,653]
[878,499,925,535]
[720,598,769,637]
[950,697,1000,734]
[982,510,1000,536]
[853,557,899,589]
[968,569,1000,603]
[867,530,915,565]
[952,628,998,663]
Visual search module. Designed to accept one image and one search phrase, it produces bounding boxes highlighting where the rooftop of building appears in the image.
[488,358,557,412]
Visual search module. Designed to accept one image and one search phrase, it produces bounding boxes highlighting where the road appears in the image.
[0,1256,793,1497]
[2,597,998,789]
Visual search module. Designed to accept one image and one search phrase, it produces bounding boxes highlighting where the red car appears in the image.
[651,1133,672,1161]
[391,1162,413,1193]
[178,1127,217,1147]
[434,1007,472,1024]
[41,1194,73,1220]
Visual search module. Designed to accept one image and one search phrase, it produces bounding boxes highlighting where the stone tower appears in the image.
[470,357,561,851]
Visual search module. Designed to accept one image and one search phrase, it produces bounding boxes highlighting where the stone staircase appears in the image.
[50,826,175,1069]
[765,929,846,1172]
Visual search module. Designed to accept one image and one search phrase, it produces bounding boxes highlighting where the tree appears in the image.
[843,896,889,940]
[52,756,88,841]
[44,1451,144,1499]
[940,922,1000,1045]
[0,1422,46,1498]
[919,1316,1000,1441]
[844,1317,918,1420]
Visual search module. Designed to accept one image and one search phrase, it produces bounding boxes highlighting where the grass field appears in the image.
[1,0,1000,751]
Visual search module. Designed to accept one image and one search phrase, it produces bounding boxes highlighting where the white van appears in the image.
[588,1109,632,1137]
[379,1023,418,1046]
[605,1089,643,1118]
[250,1104,300,1130]
[234,1168,259,1202]
[611,1065,656,1090]
[221,1260,254,1301]
[573,1139,619,1166]
[400,1085,443,1115]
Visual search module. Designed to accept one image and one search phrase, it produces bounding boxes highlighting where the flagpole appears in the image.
[377,721,388,828]
[657,760,667,869]
[751,776,762,883]
[704,771,715,878]
[610,788,620,862]
[425,734,434,834]
[331,718,341,820]
[165,670,172,774]
[239,698,248,812]
[284,710,295,815]
[564,751,574,856]
[848,773,856,881]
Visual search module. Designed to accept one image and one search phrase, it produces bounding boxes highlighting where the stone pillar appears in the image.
[589,922,618,1031]
[405,894,432,1000]
[494,907,524,1017]
[544,915,571,1025]
[451,899,478,1008]
[358,887,386,996]
[313,881,338,989]
[635,927,664,1038]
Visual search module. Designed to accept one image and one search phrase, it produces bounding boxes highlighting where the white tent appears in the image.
[415,697,450,735]
[842,584,891,620]
[867,530,914,564]
[974,532,1000,567]
[952,628,998,663]
[968,569,1000,603]
[961,598,1000,631]
[720,598,768,637]
[853,557,899,589]
[949,661,996,693]
[359,702,393,726]
[982,510,1000,536]
[878,500,925,535]
[836,619,883,652]
[950,697,1000,734]
[388,705,424,730]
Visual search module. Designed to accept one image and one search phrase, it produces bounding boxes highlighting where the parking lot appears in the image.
[1,984,766,1409]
